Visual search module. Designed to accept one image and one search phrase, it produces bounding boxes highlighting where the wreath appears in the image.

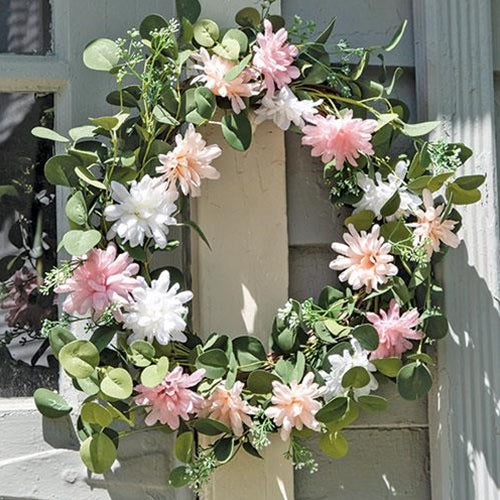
[32,1,483,491]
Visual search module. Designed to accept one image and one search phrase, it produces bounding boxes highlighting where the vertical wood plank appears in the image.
[413,1,500,498]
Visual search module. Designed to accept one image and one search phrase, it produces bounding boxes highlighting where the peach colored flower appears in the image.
[55,243,139,319]
[301,110,378,168]
[264,372,324,441]
[134,366,205,428]
[330,224,398,292]
[191,48,259,113]
[253,19,300,97]
[201,381,258,436]
[367,299,424,359]
[157,124,221,197]
[409,189,460,257]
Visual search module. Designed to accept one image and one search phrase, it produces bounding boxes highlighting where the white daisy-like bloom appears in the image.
[104,175,178,248]
[123,271,193,345]
[319,338,378,400]
[254,86,322,131]
[353,161,421,220]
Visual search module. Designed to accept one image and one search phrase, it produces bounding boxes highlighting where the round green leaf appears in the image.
[31,126,68,143]
[101,368,133,400]
[34,388,72,419]
[139,14,168,39]
[319,430,349,459]
[80,433,117,473]
[83,38,120,71]
[176,0,201,24]
[315,396,348,424]
[140,357,169,387]
[397,362,432,400]
[48,326,76,358]
[59,340,100,379]
[65,191,88,226]
[247,370,280,394]
[371,357,402,378]
[214,437,234,463]
[223,28,248,53]
[344,210,375,231]
[357,395,388,413]
[233,336,266,371]
[235,7,260,27]
[81,402,113,427]
[195,349,228,379]
[68,125,97,142]
[341,366,371,389]
[194,87,216,120]
[221,112,252,151]
[175,432,194,463]
[44,155,80,187]
[129,340,155,367]
[213,38,240,60]
[169,466,190,487]
[193,19,219,47]
[351,324,379,351]
[424,314,449,339]
[61,229,101,256]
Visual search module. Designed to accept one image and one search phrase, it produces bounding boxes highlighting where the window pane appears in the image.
[0,0,52,55]
[0,92,58,397]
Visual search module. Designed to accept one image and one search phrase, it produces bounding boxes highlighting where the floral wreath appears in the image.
[32,1,483,491]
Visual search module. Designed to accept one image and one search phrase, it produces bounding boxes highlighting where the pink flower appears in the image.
[330,224,398,292]
[301,111,378,168]
[191,48,260,113]
[201,381,257,436]
[157,124,221,197]
[409,189,460,257]
[264,372,324,441]
[367,300,424,359]
[55,243,139,319]
[134,366,205,428]
[253,19,300,97]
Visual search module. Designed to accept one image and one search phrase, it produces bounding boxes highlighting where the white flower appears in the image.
[353,161,421,220]
[123,271,193,345]
[319,339,378,400]
[104,175,177,248]
[254,86,322,131]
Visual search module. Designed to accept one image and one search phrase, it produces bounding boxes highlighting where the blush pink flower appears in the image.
[201,381,258,436]
[367,300,424,359]
[264,372,324,441]
[191,48,260,113]
[330,224,398,292]
[301,111,378,169]
[134,366,205,428]
[253,19,300,97]
[55,243,139,319]
[409,189,460,257]
[157,124,221,197]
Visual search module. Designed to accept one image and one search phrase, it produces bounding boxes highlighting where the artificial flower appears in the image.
[201,381,258,436]
[409,189,460,256]
[254,86,322,130]
[330,224,398,292]
[253,19,300,97]
[191,48,259,113]
[104,175,178,248]
[157,124,221,197]
[265,372,324,441]
[353,161,421,220]
[319,338,378,400]
[134,366,205,428]
[301,110,378,168]
[55,243,139,319]
[123,270,193,345]
[366,299,424,359]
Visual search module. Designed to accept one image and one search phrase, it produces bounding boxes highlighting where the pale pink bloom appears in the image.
[157,124,221,197]
[409,189,460,257]
[367,300,424,359]
[134,366,205,428]
[191,48,260,113]
[201,381,258,436]
[330,224,398,292]
[253,19,300,97]
[301,110,378,169]
[55,243,139,319]
[264,372,324,441]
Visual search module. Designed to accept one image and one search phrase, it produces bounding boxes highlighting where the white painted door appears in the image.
[0,1,191,499]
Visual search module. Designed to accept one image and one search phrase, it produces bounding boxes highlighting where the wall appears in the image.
[282,1,431,498]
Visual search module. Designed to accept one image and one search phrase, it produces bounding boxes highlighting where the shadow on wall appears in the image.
[42,417,192,500]
[441,243,500,498]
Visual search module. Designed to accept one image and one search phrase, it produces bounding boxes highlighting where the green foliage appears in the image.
[34,389,72,418]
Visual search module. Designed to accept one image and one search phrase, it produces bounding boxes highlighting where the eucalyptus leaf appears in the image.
[175,432,194,463]
[81,402,113,427]
[83,38,120,71]
[320,430,348,459]
[34,388,72,419]
[61,229,101,256]
[221,112,252,151]
[59,340,100,379]
[44,155,80,187]
[101,368,133,400]
[80,433,117,473]
[193,19,219,47]
[31,126,68,143]
[65,191,88,226]
[397,362,432,400]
